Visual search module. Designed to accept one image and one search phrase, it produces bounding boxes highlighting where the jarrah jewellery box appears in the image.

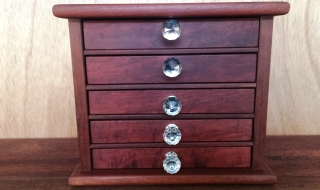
[52,2,290,186]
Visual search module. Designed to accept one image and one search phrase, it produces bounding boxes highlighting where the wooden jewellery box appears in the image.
[52,2,290,186]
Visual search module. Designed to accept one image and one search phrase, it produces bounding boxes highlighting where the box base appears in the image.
[69,163,277,186]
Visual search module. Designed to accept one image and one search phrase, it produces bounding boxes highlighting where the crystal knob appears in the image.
[163,58,182,78]
[163,96,182,116]
[163,151,181,174]
[162,19,181,40]
[163,124,181,145]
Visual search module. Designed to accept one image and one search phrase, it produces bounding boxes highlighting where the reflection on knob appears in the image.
[162,19,181,40]
[163,96,182,116]
[163,124,181,145]
[163,58,182,78]
[163,151,181,174]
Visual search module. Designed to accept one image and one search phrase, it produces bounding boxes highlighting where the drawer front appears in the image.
[92,147,251,169]
[90,119,252,143]
[88,89,255,114]
[86,54,257,84]
[83,18,259,50]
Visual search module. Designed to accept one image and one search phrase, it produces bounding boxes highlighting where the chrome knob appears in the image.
[163,96,182,116]
[162,19,181,40]
[163,151,181,174]
[163,58,182,78]
[163,124,181,145]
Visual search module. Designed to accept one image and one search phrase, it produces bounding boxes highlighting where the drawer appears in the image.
[90,119,252,143]
[86,54,257,84]
[83,18,259,50]
[88,89,255,115]
[92,147,251,169]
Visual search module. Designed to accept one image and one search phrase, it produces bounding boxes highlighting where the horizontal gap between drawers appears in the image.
[88,114,255,120]
[86,83,256,90]
[83,47,259,56]
[90,142,253,149]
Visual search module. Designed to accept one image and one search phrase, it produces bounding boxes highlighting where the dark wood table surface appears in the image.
[0,136,319,190]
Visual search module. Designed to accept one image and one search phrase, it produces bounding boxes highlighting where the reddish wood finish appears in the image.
[92,147,251,169]
[86,54,257,84]
[86,83,257,90]
[52,3,290,19]
[84,47,259,55]
[83,19,259,50]
[90,119,252,143]
[90,142,253,149]
[7,136,320,187]
[68,19,91,171]
[88,89,255,115]
[70,163,276,186]
[88,114,255,120]
[52,2,290,186]
[252,17,274,170]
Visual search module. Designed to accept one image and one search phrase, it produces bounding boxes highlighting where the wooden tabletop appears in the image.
[0,136,319,190]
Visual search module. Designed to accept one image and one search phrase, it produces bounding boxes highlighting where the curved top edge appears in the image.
[53,2,290,19]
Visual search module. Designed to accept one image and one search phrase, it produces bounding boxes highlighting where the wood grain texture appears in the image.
[68,20,91,171]
[88,89,255,114]
[53,2,289,18]
[90,142,254,149]
[1,136,319,189]
[83,19,259,49]
[0,0,77,138]
[70,163,276,185]
[267,0,320,135]
[84,47,259,55]
[1,0,319,138]
[86,54,257,84]
[86,83,257,90]
[92,147,251,169]
[88,113,255,120]
[90,119,252,143]
[252,16,273,170]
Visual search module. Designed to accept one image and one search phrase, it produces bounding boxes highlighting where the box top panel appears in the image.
[53,2,290,19]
